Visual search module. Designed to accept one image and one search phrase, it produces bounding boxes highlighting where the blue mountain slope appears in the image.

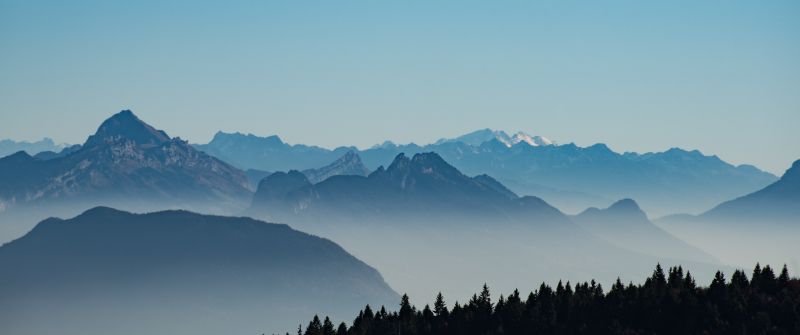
[0,207,398,335]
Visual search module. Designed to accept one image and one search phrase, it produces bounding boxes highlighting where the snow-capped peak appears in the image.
[508,132,553,147]
[435,129,554,147]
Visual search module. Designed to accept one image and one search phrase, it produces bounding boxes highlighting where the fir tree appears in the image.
[433,292,448,317]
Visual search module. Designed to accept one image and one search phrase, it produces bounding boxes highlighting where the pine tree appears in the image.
[478,283,492,313]
[433,292,448,317]
[322,317,335,335]
[400,294,414,318]
[760,265,778,293]
[684,271,696,290]
[305,315,322,335]
[710,271,727,302]
[731,270,749,290]
[778,264,790,288]
[336,323,347,335]
[652,263,667,294]
[752,263,763,289]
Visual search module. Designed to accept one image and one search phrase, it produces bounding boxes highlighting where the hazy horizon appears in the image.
[2,1,799,174]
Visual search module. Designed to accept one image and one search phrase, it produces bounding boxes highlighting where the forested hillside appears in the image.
[294,264,799,335]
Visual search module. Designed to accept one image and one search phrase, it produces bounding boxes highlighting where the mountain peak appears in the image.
[85,110,170,147]
[302,150,370,183]
[387,153,410,170]
[381,152,464,183]
[439,129,553,147]
[509,131,554,147]
[607,198,643,213]
[254,170,311,201]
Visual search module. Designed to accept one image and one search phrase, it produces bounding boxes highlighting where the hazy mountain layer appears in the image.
[656,159,800,273]
[196,130,776,216]
[572,199,717,263]
[701,159,800,224]
[249,152,724,301]
[0,207,398,335]
[0,138,68,158]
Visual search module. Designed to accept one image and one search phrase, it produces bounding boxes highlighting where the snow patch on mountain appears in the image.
[436,129,554,148]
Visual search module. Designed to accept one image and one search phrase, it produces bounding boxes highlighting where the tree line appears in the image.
[289,264,799,335]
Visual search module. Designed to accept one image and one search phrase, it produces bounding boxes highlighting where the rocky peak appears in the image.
[84,110,170,148]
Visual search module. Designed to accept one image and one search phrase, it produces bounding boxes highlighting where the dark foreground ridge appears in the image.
[292,264,799,335]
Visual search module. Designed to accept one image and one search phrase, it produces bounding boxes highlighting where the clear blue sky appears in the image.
[1,0,798,174]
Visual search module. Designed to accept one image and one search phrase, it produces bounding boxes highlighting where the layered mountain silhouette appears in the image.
[250,152,568,226]
[572,199,716,263]
[31,144,82,160]
[242,151,370,189]
[196,129,776,216]
[650,160,800,274]
[194,131,353,171]
[302,150,370,184]
[0,110,251,214]
[249,152,723,301]
[699,159,800,224]
[0,207,397,335]
[434,128,554,147]
[0,138,68,158]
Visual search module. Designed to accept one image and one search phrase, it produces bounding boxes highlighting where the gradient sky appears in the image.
[1,0,798,174]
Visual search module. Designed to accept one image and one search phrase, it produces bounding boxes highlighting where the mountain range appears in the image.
[0,110,252,216]
[0,138,68,158]
[700,159,800,224]
[250,152,568,227]
[572,199,716,263]
[654,159,800,274]
[0,109,793,309]
[194,130,776,216]
[249,151,724,300]
[0,207,398,335]
[434,129,554,147]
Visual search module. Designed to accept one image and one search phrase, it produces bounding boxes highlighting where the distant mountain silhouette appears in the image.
[573,199,717,263]
[0,138,69,158]
[0,110,251,214]
[195,129,776,216]
[244,168,272,189]
[250,152,567,226]
[249,152,722,300]
[194,131,354,171]
[435,128,554,147]
[302,150,370,184]
[0,207,397,335]
[700,159,800,224]
[653,160,800,275]
[32,144,82,160]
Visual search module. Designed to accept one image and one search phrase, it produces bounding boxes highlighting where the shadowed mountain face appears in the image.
[655,159,800,275]
[249,152,723,301]
[195,130,776,216]
[0,110,251,215]
[572,199,717,263]
[0,207,398,335]
[701,159,800,224]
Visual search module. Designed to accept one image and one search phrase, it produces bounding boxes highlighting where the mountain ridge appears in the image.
[0,110,251,215]
[195,129,776,216]
[0,207,398,335]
